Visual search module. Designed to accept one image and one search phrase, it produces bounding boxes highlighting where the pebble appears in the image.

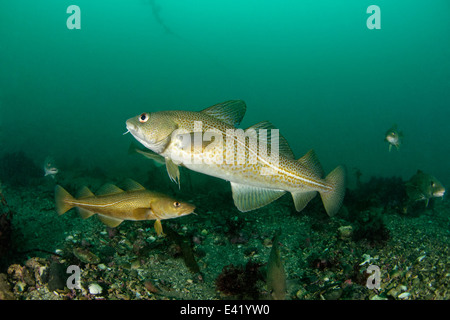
[398,292,411,299]
[88,283,103,295]
[97,264,107,270]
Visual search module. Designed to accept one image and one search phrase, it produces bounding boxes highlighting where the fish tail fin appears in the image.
[319,165,346,216]
[54,185,75,215]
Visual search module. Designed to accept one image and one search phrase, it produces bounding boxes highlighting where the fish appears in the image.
[128,142,165,166]
[125,100,346,216]
[54,179,195,236]
[266,230,286,300]
[384,124,403,152]
[405,170,445,207]
[44,156,58,178]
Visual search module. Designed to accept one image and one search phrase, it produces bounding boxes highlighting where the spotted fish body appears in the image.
[126,100,346,216]
[54,179,195,236]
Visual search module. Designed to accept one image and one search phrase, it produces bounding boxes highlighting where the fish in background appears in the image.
[54,179,195,236]
[266,230,286,300]
[125,100,346,216]
[405,170,445,207]
[43,156,58,179]
[384,124,403,152]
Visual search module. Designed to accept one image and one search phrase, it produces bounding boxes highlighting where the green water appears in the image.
[1,0,449,187]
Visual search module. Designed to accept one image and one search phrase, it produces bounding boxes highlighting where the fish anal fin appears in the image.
[291,191,317,212]
[230,182,285,212]
[77,207,95,219]
[96,183,124,196]
[165,158,180,187]
[97,215,124,228]
[201,100,246,127]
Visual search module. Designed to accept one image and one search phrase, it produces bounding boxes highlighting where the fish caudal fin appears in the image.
[54,185,75,215]
[319,165,346,217]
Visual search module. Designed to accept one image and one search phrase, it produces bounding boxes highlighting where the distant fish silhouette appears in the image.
[148,0,182,39]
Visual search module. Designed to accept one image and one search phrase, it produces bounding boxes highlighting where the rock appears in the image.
[73,247,100,264]
[322,287,343,300]
[0,273,15,300]
[338,225,353,240]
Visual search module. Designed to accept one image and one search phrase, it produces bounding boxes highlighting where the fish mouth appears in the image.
[126,121,149,148]
[434,190,445,197]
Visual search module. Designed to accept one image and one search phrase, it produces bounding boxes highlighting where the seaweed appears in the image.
[351,209,390,247]
[0,151,42,187]
[215,260,263,299]
[164,225,201,274]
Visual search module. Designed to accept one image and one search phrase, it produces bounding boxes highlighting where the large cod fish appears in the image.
[125,100,346,216]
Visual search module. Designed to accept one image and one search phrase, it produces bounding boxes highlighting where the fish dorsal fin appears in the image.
[165,157,180,187]
[201,100,246,127]
[230,182,286,212]
[297,150,324,178]
[246,121,295,159]
[96,183,124,196]
[77,186,95,199]
[122,179,146,191]
[97,215,124,228]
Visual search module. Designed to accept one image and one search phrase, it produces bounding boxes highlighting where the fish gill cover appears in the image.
[0,0,449,303]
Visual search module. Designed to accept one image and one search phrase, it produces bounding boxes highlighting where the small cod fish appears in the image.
[405,170,445,207]
[54,179,195,236]
[266,230,286,300]
[125,100,346,216]
[385,125,403,152]
[44,156,58,178]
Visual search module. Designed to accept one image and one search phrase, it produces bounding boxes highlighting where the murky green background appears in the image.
[1,0,449,187]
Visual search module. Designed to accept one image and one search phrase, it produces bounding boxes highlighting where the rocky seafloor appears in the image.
[0,160,449,301]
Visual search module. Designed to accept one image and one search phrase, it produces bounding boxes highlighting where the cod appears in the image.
[55,179,195,236]
[125,100,346,216]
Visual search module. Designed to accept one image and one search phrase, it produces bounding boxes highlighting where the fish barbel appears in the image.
[54,179,195,236]
[125,100,346,216]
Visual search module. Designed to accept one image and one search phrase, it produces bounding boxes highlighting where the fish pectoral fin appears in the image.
[96,183,125,196]
[97,215,124,228]
[165,158,180,187]
[230,182,286,212]
[77,207,95,219]
[291,191,318,212]
[154,220,165,237]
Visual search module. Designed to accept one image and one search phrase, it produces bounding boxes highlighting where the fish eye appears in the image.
[173,201,181,208]
[139,113,149,123]
[431,181,435,187]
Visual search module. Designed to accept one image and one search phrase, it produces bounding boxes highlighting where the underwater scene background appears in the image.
[0,0,449,301]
